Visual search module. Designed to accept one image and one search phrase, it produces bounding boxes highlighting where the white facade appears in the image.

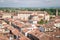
[54,23,60,28]
[38,14,44,17]
[13,16,18,19]
[2,13,11,18]
[17,11,50,21]
[45,15,50,21]
[18,14,31,20]
[33,21,37,24]
[32,16,39,21]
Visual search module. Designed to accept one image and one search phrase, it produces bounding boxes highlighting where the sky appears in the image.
[0,0,60,8]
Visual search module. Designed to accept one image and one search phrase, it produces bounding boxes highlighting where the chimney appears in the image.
[56,9,58,16]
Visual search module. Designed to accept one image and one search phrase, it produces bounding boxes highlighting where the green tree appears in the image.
[38,19,44,24]
[45,20,48,24]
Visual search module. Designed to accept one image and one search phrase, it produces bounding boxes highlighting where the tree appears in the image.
[38,19,44,24]
[45,20,48,24]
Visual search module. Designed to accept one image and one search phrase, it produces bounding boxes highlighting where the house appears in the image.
[2,13,11,18]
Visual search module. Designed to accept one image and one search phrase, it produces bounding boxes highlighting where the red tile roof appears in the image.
[19,36,30,40]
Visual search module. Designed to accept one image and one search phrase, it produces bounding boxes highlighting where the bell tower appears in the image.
[56,9,58,16]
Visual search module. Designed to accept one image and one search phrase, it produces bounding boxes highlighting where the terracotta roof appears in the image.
[39,34,51,40]
[43,22,55,28]
[28,29,44,40]
[55,19,60,23]
[55,16,60,19]
[3,24,14,30]
[0,35,9,40]
[38,16,43,18]
[22,28,31,33]
[12,21,24,28]
[12,28,20,36]
[3,24,9,28]
[19,36,30,40]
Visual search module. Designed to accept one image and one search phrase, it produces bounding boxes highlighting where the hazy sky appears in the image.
[0,0,60,8]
